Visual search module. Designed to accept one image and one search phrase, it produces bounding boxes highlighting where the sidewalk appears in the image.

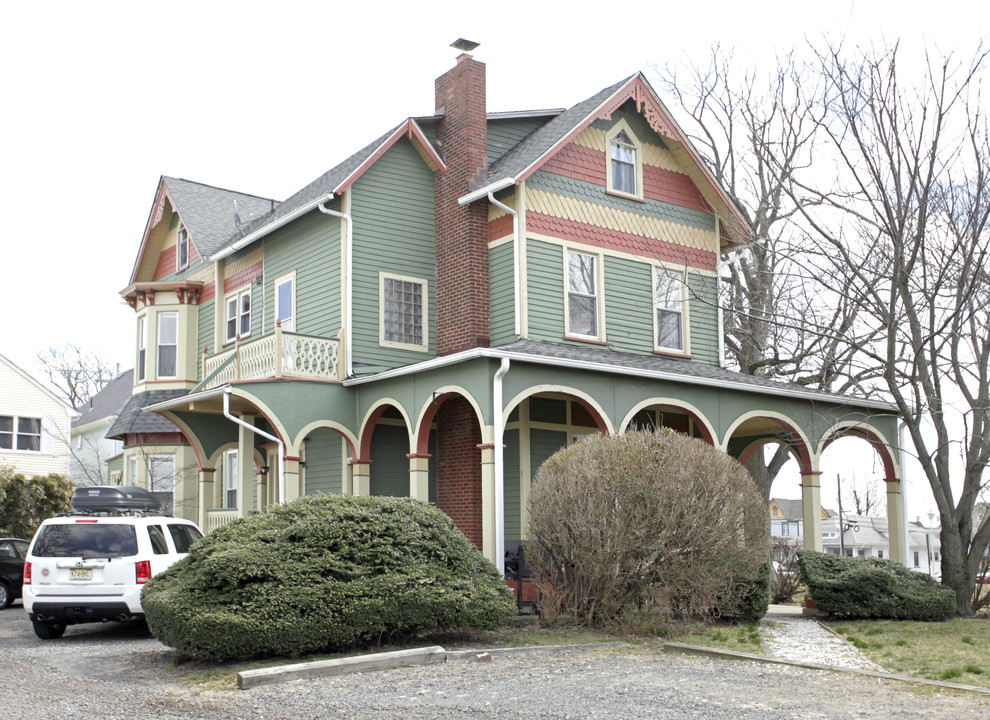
[764,605,883,670]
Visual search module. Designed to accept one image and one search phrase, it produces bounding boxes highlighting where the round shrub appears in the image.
[142,494,516,661]
[527,429,770,627]
[797,550,956,620]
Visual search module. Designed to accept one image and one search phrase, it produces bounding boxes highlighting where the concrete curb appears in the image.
[237,641,630,689]
[661,642,990,696]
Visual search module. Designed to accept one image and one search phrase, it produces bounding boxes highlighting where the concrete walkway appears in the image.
[764,605,884,671]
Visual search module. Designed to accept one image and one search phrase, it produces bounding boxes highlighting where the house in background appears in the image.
[0,353,76,478]
[69,370,132,485]
[770,497,833,541]
[114,46,905,570]
[822,514,942,578]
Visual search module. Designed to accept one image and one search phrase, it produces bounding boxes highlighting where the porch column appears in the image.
[407,453,431,502]
[197,467,216,531]
[237,417,254,518]
[283,457,302,503]
[886,479,906,564]
[350,460,371,496]
[478,442,496,565]
[256,467,268,514]
[801,471,824,552]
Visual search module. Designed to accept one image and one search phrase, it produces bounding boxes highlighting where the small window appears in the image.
[913,551,920,567]
[0,415,42,452]
[149,455,176,516]
[380,273,427,350]
[128,456,138,484]
[655,267,685,352]
[177,227,189,270]
[878,549,884,558]
[606,121,643,199]
[147,525,169,555]
[567,251,599,338]
[157,312,178,378]
[276,275,294,332]
[225,450,238,508]
[137,316,146,382]
[225,289,252,343]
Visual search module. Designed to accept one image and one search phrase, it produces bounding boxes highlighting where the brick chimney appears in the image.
[434,52,490,355]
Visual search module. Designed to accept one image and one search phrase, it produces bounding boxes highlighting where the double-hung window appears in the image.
[567,251,599,338]
[607,121,643,199]
[157,312,178,378]
[177,227,189,270]
[0,415,41,451]
[149,454,176,515]
[137,316,147,382]
[225,289,251,343]
[655,267,685,352]
[225,450,238,508]
[381,273,427,350]
[276,275,294,332]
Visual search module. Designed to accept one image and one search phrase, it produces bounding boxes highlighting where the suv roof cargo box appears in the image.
[70,486,161,513]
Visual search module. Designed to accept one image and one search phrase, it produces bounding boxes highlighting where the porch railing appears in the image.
[199,327,340,391]
[206,508,240,533]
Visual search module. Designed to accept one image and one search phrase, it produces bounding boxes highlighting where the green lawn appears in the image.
[826,618,990,687]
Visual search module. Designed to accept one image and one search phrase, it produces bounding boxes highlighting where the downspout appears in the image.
[318,195,354,378]
[493,357,510,574]
[488,192,521,336]
[223,388,286,506]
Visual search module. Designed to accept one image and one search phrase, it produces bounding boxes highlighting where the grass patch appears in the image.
[681,620,772,655]
[823,617,990,688]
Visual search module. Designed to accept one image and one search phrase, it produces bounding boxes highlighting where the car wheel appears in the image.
[32,618,67,640]
[0,582,10,610]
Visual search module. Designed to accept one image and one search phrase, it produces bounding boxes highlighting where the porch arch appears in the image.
[619,397,717,445]
[721,410,815,474]
[503,385,613,436]
[413,385,487,455]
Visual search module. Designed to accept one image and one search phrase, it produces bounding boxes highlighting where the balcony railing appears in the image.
[206,508,240,533]
[199,327,341,391]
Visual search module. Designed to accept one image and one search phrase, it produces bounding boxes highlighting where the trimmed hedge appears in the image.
[797,550,956,620]
[142,495,516,661]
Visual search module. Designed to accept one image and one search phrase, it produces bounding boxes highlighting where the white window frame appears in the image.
[379,272,429,352]
[565,249,603,341]
[136,315,147,382]
[177,226,189,270]
[157,311,179,379]
[128,456,138,484]
[0,415,42,453]
[605,119,644,200]
[225,287,252,344]
[654,265,687,353]
[275,273,295,333]
[225,449,238,508]
[148,454,177,515]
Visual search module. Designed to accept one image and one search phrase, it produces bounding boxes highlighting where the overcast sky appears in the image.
[1,1,983,519]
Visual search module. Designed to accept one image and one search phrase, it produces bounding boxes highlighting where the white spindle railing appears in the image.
[201,328,340,390]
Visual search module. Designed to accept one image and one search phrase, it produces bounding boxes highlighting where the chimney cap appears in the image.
[450,38,480,53]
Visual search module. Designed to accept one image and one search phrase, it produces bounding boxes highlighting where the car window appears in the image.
[167,524,203,554]
[147,525,169,555]
[0,541,13,558]
[32,524,139,559]
[13,540,28,557]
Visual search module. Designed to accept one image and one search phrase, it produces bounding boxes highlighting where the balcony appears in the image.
[199,327,342,391]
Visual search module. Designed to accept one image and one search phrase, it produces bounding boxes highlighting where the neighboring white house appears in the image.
[770,497,834,540]
[69,370,131,485]
[0,353,77,477]
[822,513,942,579]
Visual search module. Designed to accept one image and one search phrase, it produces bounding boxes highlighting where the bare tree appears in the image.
[785,41,990,614]
[37,344,116,410]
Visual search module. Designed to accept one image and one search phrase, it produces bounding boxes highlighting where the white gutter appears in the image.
[458,178,513,207]
[341,346,897,412]
[318,196,354,378]
[493,358,510,574]
[211,194,335,262]
[488,192,521,336]
[223,388,286,506]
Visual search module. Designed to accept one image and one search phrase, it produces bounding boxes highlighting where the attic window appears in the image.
[177,227,189,270]
[606,120,643,200]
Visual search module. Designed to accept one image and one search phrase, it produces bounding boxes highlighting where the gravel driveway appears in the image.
[2,605,987,720]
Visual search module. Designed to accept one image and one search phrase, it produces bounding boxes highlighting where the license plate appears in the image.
[70,568,92,581]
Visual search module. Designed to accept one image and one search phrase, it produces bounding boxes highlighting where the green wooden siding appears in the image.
[369,424,409,497]
[489,241,516,345]
[530,429,567,479]
[526,239,565,339]
[687,272,719,365]
[351,138,437,370]
[197,299,214,377]
[304,427,344,495]
[488,117,546,166]
[603,255,654,354]
[262,211,342,339]
[504,428,521,542]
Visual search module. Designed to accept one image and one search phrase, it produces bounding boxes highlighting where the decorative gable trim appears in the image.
[129,178,200,285]
[333,118,445,195]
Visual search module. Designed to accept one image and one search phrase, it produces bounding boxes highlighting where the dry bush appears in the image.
[527,429,769,628]
[770,538,803,604]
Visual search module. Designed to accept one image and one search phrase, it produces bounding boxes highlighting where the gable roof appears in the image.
[0,353,77,416]
[460,73,752,245]
[771,498,804,519]
[72,370,133,429]
[130,177,278,284]
[211,118,444,261]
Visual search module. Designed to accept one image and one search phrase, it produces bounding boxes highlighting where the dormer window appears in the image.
[177,227,189,270]
[606,120,644,200]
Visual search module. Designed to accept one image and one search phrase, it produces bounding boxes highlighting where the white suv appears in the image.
[22,486,203,639]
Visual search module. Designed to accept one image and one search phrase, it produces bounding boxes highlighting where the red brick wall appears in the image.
[435,396,483,550]
[434,54,491,355]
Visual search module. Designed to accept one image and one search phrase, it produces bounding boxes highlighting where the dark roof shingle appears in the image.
[106,390,188,439]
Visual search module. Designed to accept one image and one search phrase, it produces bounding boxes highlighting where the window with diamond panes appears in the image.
[383,276,424,347]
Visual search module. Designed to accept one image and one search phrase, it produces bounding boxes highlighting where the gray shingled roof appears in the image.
[495,339,892,410]
[485,76,634,188]
[73,370,133,428]
[772,498,805,520]
[164,177,278,259]
[106,390,188,439]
